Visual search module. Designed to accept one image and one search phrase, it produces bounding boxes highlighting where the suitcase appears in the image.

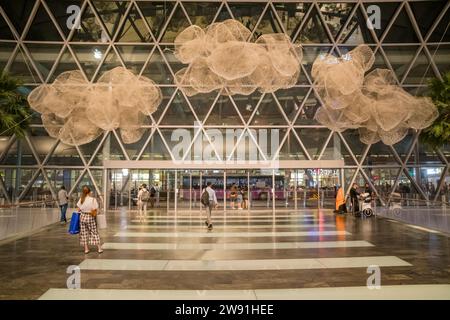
[96,214,107,229]
[68,212,80,234]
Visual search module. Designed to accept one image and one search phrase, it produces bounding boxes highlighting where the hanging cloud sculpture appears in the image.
[311,45,438,145]
[27,67,162,146]
[174,19,303,96]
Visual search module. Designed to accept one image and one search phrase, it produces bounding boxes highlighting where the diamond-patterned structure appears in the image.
[0,0,449,206]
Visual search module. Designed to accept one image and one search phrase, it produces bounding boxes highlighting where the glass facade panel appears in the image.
[338,6,374,45]
[0,43,15,71]
[0,0,447,207]
[382,6,419,43]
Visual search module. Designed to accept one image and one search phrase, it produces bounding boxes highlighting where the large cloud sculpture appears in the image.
[311,45,438,145]
[174,19,303,96]
[28,67,162,146]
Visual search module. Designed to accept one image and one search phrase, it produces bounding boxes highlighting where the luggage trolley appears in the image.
[359,192,374,217]
[388,192,402,216]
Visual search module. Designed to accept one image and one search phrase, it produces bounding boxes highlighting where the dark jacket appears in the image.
[350,188,360,199]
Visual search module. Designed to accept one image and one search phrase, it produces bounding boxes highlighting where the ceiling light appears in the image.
[93,48,102,60]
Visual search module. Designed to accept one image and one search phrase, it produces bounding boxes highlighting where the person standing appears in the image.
[364,182,374,195]
[236,187,244,210]
[154,182,160,208]
[58,185,69,224]
[350,183,360,215]
[334,185,346,214]
[230,183,237,209]
[76,186,102,254]
[242,186,249,209]
[149,183,156,208]
[138,184,149,217]
[203,182,218,230]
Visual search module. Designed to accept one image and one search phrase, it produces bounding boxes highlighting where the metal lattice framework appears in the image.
[0,0,449,206]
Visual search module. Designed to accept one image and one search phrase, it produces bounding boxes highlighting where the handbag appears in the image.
[96,213,107,229]
[68,212,80,234]
[88,197,98,217]
[90,208,98,217]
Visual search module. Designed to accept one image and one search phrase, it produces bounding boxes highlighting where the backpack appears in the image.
[201,189,210,206]
[150,186,156,196]
[141,189,150,201]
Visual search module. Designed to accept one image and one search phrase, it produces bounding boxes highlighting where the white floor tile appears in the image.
[78,256,410,271]
[130,217,324,223]
[79,259,169,271]
[132,214,316,219]
[39,288,257,300]
[39,285,450,300]
[125,223,336,230]
[316,256,411,268]
[114,230,350,238]
[254,284,450,300]
[102,240,373,250]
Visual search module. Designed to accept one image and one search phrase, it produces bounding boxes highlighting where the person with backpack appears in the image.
[201,182,218,230]
[138,184,150,217]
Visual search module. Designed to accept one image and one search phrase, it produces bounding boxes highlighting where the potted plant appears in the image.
[420,71,450,148]
[0,72,31,137]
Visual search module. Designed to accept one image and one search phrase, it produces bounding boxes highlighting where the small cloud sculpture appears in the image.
[311,45,438,145]
[174,19,303,96]
[27,67,162,146]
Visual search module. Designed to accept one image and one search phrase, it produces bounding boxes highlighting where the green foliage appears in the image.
[420,72,450,148]
[0,72,32,137]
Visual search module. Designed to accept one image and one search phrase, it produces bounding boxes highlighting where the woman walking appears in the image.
[242,186,249,209]
[76,186,103,254]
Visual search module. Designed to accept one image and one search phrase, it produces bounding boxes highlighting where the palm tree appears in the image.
[0,72,32,137]
[420,71,450,148]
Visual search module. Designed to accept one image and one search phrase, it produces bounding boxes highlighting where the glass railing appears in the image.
[375,195,450,234]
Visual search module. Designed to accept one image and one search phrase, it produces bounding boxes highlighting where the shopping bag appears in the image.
[68,212,80,234]
[96,214,107,229]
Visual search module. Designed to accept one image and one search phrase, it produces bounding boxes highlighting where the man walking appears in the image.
[202,182,218,230]
[58,185,69,224]
[138,184,150,218]
[230,183,237,209]
[149,183,156,208]
[154,182,160,208]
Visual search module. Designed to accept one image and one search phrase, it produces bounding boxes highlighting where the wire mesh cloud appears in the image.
[27,67,162,146]
[311,45,438,145]
[174,19,303,96]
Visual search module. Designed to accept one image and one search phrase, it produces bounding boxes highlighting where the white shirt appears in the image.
[204,186,218,204]
[58,189,68,205]
[76,196,99,213]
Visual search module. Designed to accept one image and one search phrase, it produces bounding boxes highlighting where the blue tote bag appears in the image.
[68,212,80,234]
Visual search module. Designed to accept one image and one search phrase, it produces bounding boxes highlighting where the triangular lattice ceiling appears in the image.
[0,0,449,203]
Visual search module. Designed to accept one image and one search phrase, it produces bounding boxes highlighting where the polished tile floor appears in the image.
[0,209,449,299]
